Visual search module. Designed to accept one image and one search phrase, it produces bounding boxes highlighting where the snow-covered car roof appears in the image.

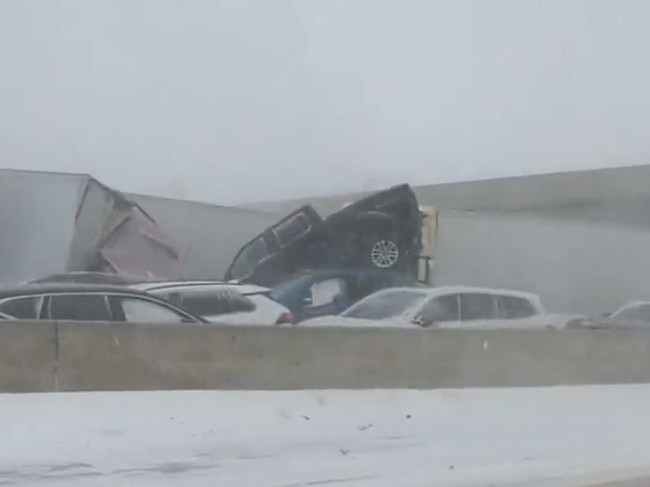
[611,300,650,312]
[367,285,541,302]
[131,281,271,295]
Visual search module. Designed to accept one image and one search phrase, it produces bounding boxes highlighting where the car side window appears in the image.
[0,296,43,319]
[498,295,537,319]
[49,294,112,321]
[272,213,311,247]
[225,293,256,313]
[308,278,347,308]
[117,297,189,323]
[459,293,499,321]
[180,290,255,316]
[417,294,460,325]
[229,237,271,279]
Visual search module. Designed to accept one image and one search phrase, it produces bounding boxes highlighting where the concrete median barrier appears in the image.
[55,322,424,391]
[4,320,650,392]
[0,320,56,392]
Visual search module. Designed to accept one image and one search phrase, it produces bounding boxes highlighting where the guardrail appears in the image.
[2,320,650,393]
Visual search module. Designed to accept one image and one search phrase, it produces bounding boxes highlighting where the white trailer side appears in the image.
[432,210,650,316]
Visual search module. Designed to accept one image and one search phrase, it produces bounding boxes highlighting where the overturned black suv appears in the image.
[225,184,423,287]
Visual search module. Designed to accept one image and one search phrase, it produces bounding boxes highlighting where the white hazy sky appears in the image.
[1,0,650,205]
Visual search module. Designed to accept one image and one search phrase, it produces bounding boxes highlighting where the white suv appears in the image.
[300,286,586,329]
[132,281,293,325]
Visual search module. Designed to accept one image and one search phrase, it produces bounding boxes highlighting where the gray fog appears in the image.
[1,0,649,205]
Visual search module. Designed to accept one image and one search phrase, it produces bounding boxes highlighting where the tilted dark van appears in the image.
[224,184,423,287]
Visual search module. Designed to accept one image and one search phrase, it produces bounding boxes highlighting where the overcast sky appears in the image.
[1,1,649,205]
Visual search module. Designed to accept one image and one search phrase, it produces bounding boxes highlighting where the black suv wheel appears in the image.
[361,231,405,269]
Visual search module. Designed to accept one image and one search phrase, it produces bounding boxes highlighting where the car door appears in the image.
[297,277,350,321]
[458,293,500,328]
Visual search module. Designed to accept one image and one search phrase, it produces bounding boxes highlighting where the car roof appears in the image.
[612,301,650,312]
[428,285,539,299]
[620,300,650,307]
[0,283,164,299]
[276,267,414,282]
[27,272,142,285]
[351,287,429,301]
[131,281,271,294]
[367,285,540,300]
[325,184,415,222]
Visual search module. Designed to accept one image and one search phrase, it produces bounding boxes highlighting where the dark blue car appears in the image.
[269,268,422,322]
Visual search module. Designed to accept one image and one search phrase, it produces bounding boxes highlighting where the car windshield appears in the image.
[606,304,650,324]
[342,289,427,320]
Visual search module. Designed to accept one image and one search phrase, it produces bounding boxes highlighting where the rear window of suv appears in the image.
[0,296,43,319]
[343,289,426,320]
[459,293,499,321]
[161,289,256,317]
[498,295,537,319]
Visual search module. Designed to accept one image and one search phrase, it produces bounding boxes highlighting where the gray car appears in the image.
[0,283,206,324]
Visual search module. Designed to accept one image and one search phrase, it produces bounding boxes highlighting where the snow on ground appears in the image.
[2,385,650,486]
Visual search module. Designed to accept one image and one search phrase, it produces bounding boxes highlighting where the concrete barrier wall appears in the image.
[3,321,650,392]
[0,321,56,392]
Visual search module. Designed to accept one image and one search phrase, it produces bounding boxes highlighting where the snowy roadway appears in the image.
[3,385,650,487]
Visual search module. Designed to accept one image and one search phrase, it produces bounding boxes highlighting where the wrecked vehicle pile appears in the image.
[0,172,601,329]
[224,184,424,287]
[0,170,182,284]
[1,172,433,325]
